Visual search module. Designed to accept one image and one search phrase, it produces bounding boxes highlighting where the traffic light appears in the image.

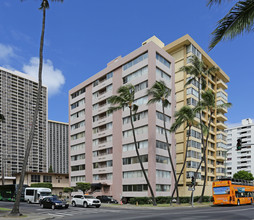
[236,138,242,151]
[191,176,195,187]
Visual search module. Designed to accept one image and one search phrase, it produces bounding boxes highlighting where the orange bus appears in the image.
[213,178,254,206]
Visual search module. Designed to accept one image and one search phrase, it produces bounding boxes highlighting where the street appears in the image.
[1,201,254,220]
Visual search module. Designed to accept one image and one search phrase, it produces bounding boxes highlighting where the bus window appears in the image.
[26,190,34,196]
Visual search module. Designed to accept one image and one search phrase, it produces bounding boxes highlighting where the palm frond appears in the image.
[147,81,171,105]
[209,0,254,50]
[207,0,228,7]
[170,106,196,132]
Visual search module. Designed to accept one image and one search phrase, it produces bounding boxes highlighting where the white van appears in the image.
[25,187,52,203]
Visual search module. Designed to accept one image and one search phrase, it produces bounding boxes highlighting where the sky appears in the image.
[0,0,253,125]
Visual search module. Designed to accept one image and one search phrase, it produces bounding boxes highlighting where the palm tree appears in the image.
[208,0,254,50]
[194,89,231,202]
[0,114,5,186]
[108,84,157,206]
[147,80,179,203]
[180,56,219,198]
[169,106,196,201]
[10,0,63,216]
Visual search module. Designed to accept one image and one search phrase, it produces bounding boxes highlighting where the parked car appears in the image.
[40,196,69,210]
[96,195,118,204]
[71,195,101,208]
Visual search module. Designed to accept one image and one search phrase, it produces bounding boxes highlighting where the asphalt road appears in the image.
[1,201,254,220]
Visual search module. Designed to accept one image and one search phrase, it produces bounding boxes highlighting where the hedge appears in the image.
[129,196,212,204]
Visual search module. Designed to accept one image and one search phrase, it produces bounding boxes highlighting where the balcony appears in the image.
[217,121,227,130]
[217,113,227,121]
[217,79,228,90]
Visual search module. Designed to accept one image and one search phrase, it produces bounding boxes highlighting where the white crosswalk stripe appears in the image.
[36,208,122,218]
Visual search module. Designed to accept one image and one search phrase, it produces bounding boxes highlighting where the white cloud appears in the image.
[23,57,65,97]
[0,43,15,61]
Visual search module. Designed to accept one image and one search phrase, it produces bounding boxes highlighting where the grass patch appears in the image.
[0,207,11,211]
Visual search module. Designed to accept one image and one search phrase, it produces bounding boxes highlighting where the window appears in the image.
[156,111,171,123]
[71,176,85,182]
[123,111,148,125]
[123,66,148,84]
[123,170,147,179]
[71,154,85,161]
[156,68,171,82]
[71,121,85,130]
[156,170,170,179]
[187,98,198,106]
[135,81,148,92]
[123,126,148,138]
[123,52,148,71]
[187,140,201,149]
[156,126,170,135]
[26,189,34,196]
[186,171,201,179]
[156,185,170,192]
[71,143,85,151]
[187,150,201,159]
[187,87,198,98]
[156,140,168,150]
[70,110,85,120]
[123,184,148,192]
[71,98,85,109]
[187,161,199,169]
[187,129,201,139]
[71,132,85,140]
[71,87,85,99]
[156,155,169,164]
[123,155,148,165]
[43,176,52,183]
[156,53,171,68]
[31,175,40,182]
[71,165,85,171]
[186,44,201,59]
[123,140,148,152]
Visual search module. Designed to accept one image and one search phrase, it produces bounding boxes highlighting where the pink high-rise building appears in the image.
[69,37,175,202]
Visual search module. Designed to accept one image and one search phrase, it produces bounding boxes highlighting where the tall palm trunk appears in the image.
[198,111,213,202]
[162,105,179,203]
[10,5,45,216]
[171,125,191,199]
[129,108,156,206]
[193,77,205,190]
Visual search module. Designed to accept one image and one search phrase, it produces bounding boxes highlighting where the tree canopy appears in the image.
[75,182,91,194]
[233,170,254,180]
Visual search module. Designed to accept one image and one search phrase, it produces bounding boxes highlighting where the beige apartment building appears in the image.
[69,38,175,202]
[164,35,229,196]
[15,172,69,195]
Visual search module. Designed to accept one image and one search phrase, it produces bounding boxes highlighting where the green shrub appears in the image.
[128,196,213,204]
[129,197,152,205]
[30,183,52,189]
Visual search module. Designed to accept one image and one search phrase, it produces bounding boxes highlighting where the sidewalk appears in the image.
[101,202,213,209]
[0,211,54,220]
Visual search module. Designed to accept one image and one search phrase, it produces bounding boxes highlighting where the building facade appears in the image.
[15,172,69,195]
[0,67,47,179]
[48,120,69,174]
[226,118,254,178]
[69,38,175,201]
[163,35,230,196]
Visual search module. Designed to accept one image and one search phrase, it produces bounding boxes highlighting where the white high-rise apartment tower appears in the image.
[0,67,47,180]
[48,120,69,174]
[226,118,254,177]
